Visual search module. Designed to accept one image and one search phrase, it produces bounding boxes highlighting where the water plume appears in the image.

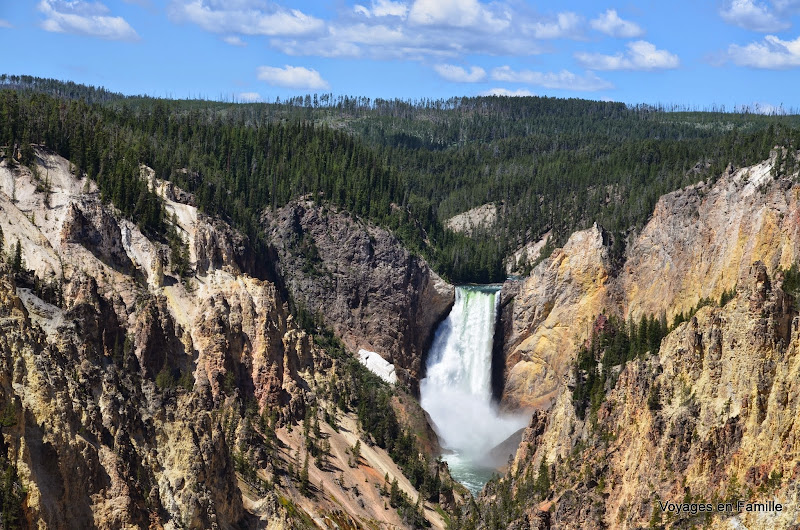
[420,285,529,492]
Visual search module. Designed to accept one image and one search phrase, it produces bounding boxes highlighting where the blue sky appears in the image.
[1,1,800,110]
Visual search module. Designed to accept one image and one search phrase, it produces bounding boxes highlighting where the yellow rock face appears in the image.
[510,261,800,528]
[621,159,800,322]
[503,154,800,411]
[503,223,612,409]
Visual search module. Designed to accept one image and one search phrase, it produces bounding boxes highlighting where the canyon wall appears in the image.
[262,201,453,386]
[501,152,800,410]
[489,262,800,529]
[485,152,800,528]
[0,149,450,528]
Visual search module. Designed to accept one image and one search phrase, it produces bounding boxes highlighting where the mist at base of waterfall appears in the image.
[420,285,529,493]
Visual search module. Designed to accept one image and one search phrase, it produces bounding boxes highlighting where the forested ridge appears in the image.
[3,74,800,282]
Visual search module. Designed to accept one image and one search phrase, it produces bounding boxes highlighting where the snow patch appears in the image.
[357,349,397,384]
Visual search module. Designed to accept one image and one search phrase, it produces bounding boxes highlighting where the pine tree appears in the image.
[300,453,310,495]
[0,462,23,530]
[637,315,648,356]
[390,478,401,507]
[627,315,638,361]
[11,241,21,273]
[534,459,551,497]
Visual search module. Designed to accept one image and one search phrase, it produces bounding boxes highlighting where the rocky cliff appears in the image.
[481,151,800,528]
[262,201,454,386]
[477,261,800,529]
[500,151,800,411]
[0,148,454,529]
[500,224,611,410]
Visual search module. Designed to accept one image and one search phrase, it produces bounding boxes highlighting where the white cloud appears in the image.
[330,23,406,45]
[239,92,262,102]
[256,65,330,90]
[168,0,574,61]
[434,64,486,82]
[727,34,800,68]
[272,15,542,60]
[37,0,139,40]
[575,40,679,70]
[529,12,583,39]
[0,19,12,29]
[169,0,324,36]
[273,23,408,58]
[355,0,409,17]
[407,0,509,31]
[490,66,613,91]
[720,0,789,32]
[480,87,535,97]
[773,0,800,12]
[224,35,246,46]
[590,9,643,38]
[373,0,409,17]
[272,37,363,58]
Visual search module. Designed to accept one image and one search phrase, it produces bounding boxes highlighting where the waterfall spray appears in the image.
[420,285,528,492]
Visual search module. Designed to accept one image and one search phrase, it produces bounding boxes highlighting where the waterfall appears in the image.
[420,285,528,493]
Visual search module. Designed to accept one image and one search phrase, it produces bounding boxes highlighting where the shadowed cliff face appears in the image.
[500,152,800,411]
[262,201,454,387]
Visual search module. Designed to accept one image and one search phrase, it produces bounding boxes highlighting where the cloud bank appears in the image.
[37,0,139,41]
[168,0,324,36]
[257,65,330,90]
[575,41,679,71]
[491,66,613,91]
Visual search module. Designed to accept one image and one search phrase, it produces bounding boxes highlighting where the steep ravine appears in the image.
[0,148,458,528]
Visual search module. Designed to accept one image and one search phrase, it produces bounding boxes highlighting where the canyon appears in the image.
[2,143,800,529]
[0,148,455,528]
